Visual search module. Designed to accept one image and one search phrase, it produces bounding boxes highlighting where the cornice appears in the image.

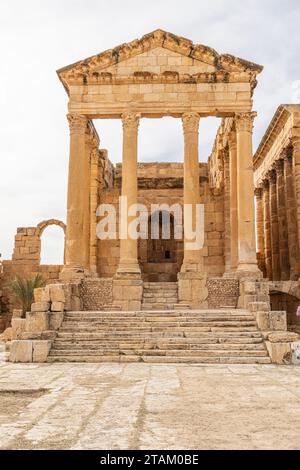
[57,29,263,94]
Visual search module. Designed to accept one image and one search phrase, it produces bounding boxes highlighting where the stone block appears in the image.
[291,342,300,365]
[269,311,287,331]
[31,301,50,312]
[32,340,51,363]
[248,302,269,313]
[11,318,26,340]
[268,332,299,343]
[26,311,49,333]
[266,341,292,365]
[12,309,23,318]
[49,284,65,303]
[49,312,64,330]
[51,301,64,312]
[34,287,50,303]
[10,340,33,363]
[255,311,269,330]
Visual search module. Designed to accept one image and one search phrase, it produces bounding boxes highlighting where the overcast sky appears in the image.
[1,0,299,263]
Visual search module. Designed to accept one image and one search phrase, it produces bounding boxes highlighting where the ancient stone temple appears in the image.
[2,30,299,365]
[56,28,263,311]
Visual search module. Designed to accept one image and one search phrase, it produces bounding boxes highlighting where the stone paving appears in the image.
[0,362,300,450]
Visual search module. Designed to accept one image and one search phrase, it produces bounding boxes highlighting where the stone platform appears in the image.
[1,362,300,450]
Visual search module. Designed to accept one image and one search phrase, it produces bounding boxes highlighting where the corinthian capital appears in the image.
[67,114,88,134]
[235,112,257,133]
[121,113,141,132]
[182,112,200,134]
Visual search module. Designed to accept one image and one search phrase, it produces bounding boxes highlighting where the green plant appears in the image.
[8,274,45,316]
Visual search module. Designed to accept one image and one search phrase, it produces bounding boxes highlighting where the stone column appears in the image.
[275,158,290,280]
[284,150,300,279]
[180,112,202,271]
[235,112,261,276]
[255,187,266,277]
[178,113,208,308]
[61,114,89,281]
[116,112,141,275]
[113,113,143,311]
[262,179,273,280]
[228,130,238,272]
[292,138,300,269]
[223,147,231,273]
[89,146,100,275]
[269,169,281,281]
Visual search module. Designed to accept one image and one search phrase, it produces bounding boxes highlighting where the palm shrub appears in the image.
[8,274,45,317]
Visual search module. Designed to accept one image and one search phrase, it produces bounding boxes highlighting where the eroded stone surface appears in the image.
[0,363,300,450]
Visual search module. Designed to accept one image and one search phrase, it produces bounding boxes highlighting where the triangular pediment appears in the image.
[58,29,263,91]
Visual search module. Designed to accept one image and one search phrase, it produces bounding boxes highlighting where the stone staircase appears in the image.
[48,309,271,364]
[142,282,178,310]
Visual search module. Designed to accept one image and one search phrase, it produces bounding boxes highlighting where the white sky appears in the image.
[1,0,299,263]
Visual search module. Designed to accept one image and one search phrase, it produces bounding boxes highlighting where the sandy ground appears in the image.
[0,362,300,450]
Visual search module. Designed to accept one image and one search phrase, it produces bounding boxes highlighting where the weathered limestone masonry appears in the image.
[55,28,263,310]
[8,283,81,363]
[0,219,66,322]
[254,105,300,336]
[3,30,298,363]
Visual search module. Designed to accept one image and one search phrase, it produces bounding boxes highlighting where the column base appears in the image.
[116,261,141,278]
[235,263,263,280]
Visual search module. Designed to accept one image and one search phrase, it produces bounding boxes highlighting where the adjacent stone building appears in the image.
[254,105,300,329]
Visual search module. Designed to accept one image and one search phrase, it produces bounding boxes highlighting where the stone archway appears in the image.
[37,219,66,264]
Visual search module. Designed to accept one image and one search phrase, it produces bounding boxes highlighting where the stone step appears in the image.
[69,309,249,315]
[60,318,257,325]
[47,355,271,364]
[143,292,178,298]
[52,342,265,351]
[56,330,262,339]
[49,348,268,357]
[141,303,176,310]
[64,315,255,326]
[143,282,178,288]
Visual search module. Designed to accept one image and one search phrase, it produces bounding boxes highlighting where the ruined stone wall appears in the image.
[0,220,66,320]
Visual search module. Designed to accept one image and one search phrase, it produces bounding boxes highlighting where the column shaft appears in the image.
[181,112,202,271]
[255,187,266,277]
[223,148,231,273]
[262,180,273,279]
[229,131,238,271]
[275,158,290,280]
[269,170,280,280]
[117,113,140,274]
[89,146,100,274]
[65,114,90,269]
[235,112,260,275]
